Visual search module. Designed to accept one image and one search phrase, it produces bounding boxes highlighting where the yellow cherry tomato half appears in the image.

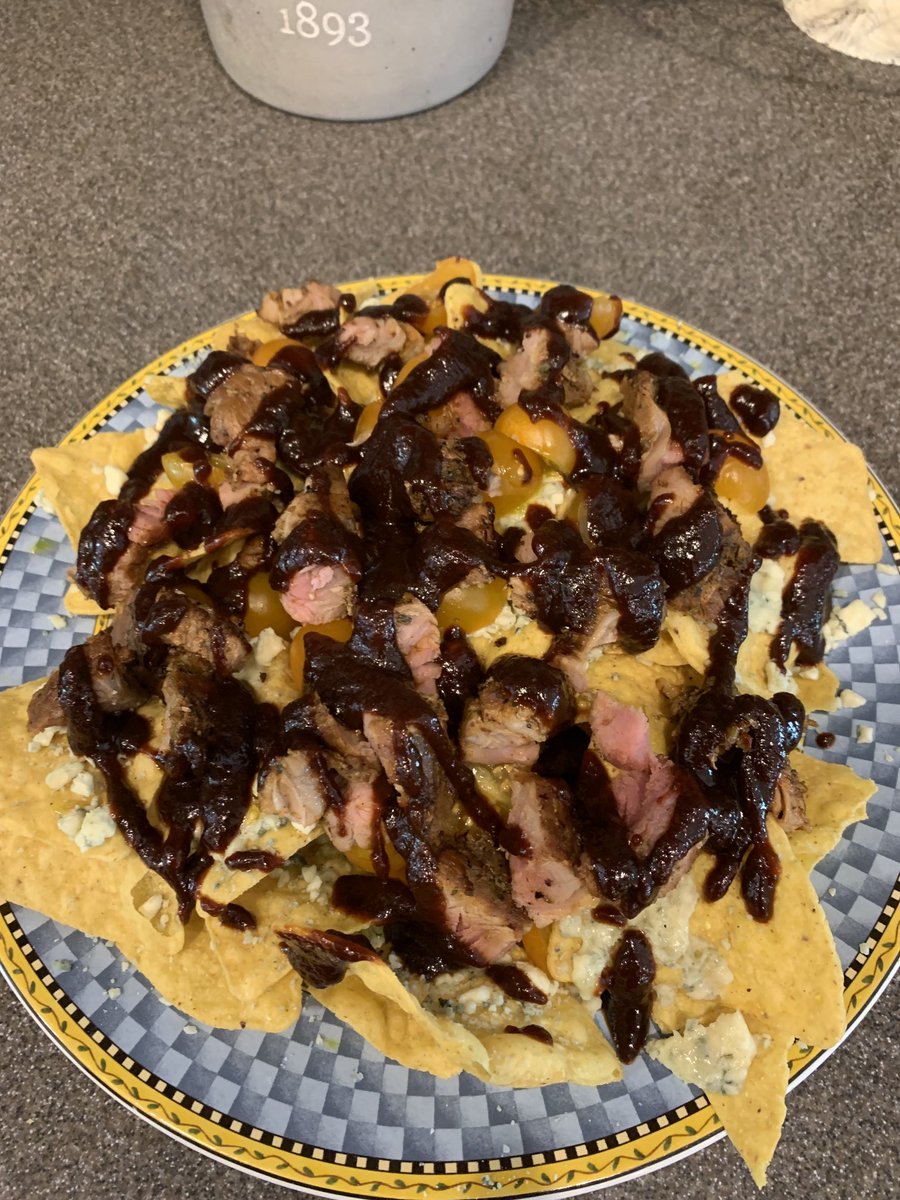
[244,572,299,639]
[436,577,507,635]
[343,840,407,881]
[478,430,544,517]
[412,257,482,301]
[251,336,301,367]
[392,349,431,390]
[714,453,771,513]
[494,404,577,476]
[353,399,383,444]
[161,451,197,489]
[421,301,448,337]
[289,618,353,690]
[522,925,551,975]
[589,294,623,341]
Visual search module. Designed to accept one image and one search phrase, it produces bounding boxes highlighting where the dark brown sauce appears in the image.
[592,904,626,926]
[223,850,284,873]
[75,409,209,608]
[815,731,836,749]
[199,895,257,931]
[332,874,417,924]
[645,492,723,594]
[730,384,780,436]
[771,520,839,671]
[486,964,548,1005]
[755,514,801,559]
[279,928,379,989]
[504,1024,554,1046]
[601,929,656,1063]
[383,328,500,424]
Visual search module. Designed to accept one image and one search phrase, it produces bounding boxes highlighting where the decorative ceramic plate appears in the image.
[1,274,898,1196]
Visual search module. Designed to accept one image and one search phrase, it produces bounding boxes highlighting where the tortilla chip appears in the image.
[469,614,552,668]
[587,651,700,754]
[32,428,155,550]
[762,415,881,564]
[664,610,712,675]
[709,1027,793,1188]
[471,991,622,1088]
[64,583,105,617]
[787,750,876,872]
[201,811,319,907]
[308,958,490,1077]
[142,374,188,408]
[736,631,840,712]
[208,312,282,353]
[654,821,845,1049]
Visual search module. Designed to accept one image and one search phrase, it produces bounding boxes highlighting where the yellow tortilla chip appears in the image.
[208,312,282,353]
[665,610,712,675]
[587,651,700,754]
[654,821,846,1049]
[142,374,188,408]
[736,631,840,712]
[788,750,876,872]
[709,1027,792,1188]
[308,958,490,1077]
[32,428,155,550]
[762,415,881,564]
[63,583,105,617]
[471,991,622,1088]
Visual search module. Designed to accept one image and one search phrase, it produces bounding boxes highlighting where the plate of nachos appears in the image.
[1,259,897,1194]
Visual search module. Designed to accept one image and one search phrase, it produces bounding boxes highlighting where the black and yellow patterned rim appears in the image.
[1,273,898,1197]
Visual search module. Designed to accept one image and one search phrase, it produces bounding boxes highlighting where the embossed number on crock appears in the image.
[278,4,371,46]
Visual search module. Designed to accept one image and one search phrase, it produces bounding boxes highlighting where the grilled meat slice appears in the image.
[460,656,576,767]
[623,371,684,491]
[668,502,756,624]
[394,595,442,698]
[130,582,250,676]
[204,362,291,450]
[772,764,809,833]
[258,282,342,329]
[497,327,558,409]
[505,772,592,927]
[319,314,423,369]
[269,473,363,625]
[27,629,147,733]
[429,831,526,963]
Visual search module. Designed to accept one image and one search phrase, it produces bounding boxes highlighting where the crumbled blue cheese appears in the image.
[840,688,866,710]
[57,803,117,852]
[137,894,164,921]
[560,876,731,1003]
[856,724,875,745]
[765,659,798,697]
[45,761,83,791]
[647,1012,757,1095]
[48,613,67,630]
[824,598,883,651]
[301,862,324,902]
[70,771,96,799]
[748,559,785,636]
[33,489,55,516]
[493,470,571,533]
[236,629,288,691]
[28,725,65,753]
[104,466,128,497]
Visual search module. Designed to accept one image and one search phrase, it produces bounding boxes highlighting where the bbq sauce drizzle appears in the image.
[60,293,837,1062]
